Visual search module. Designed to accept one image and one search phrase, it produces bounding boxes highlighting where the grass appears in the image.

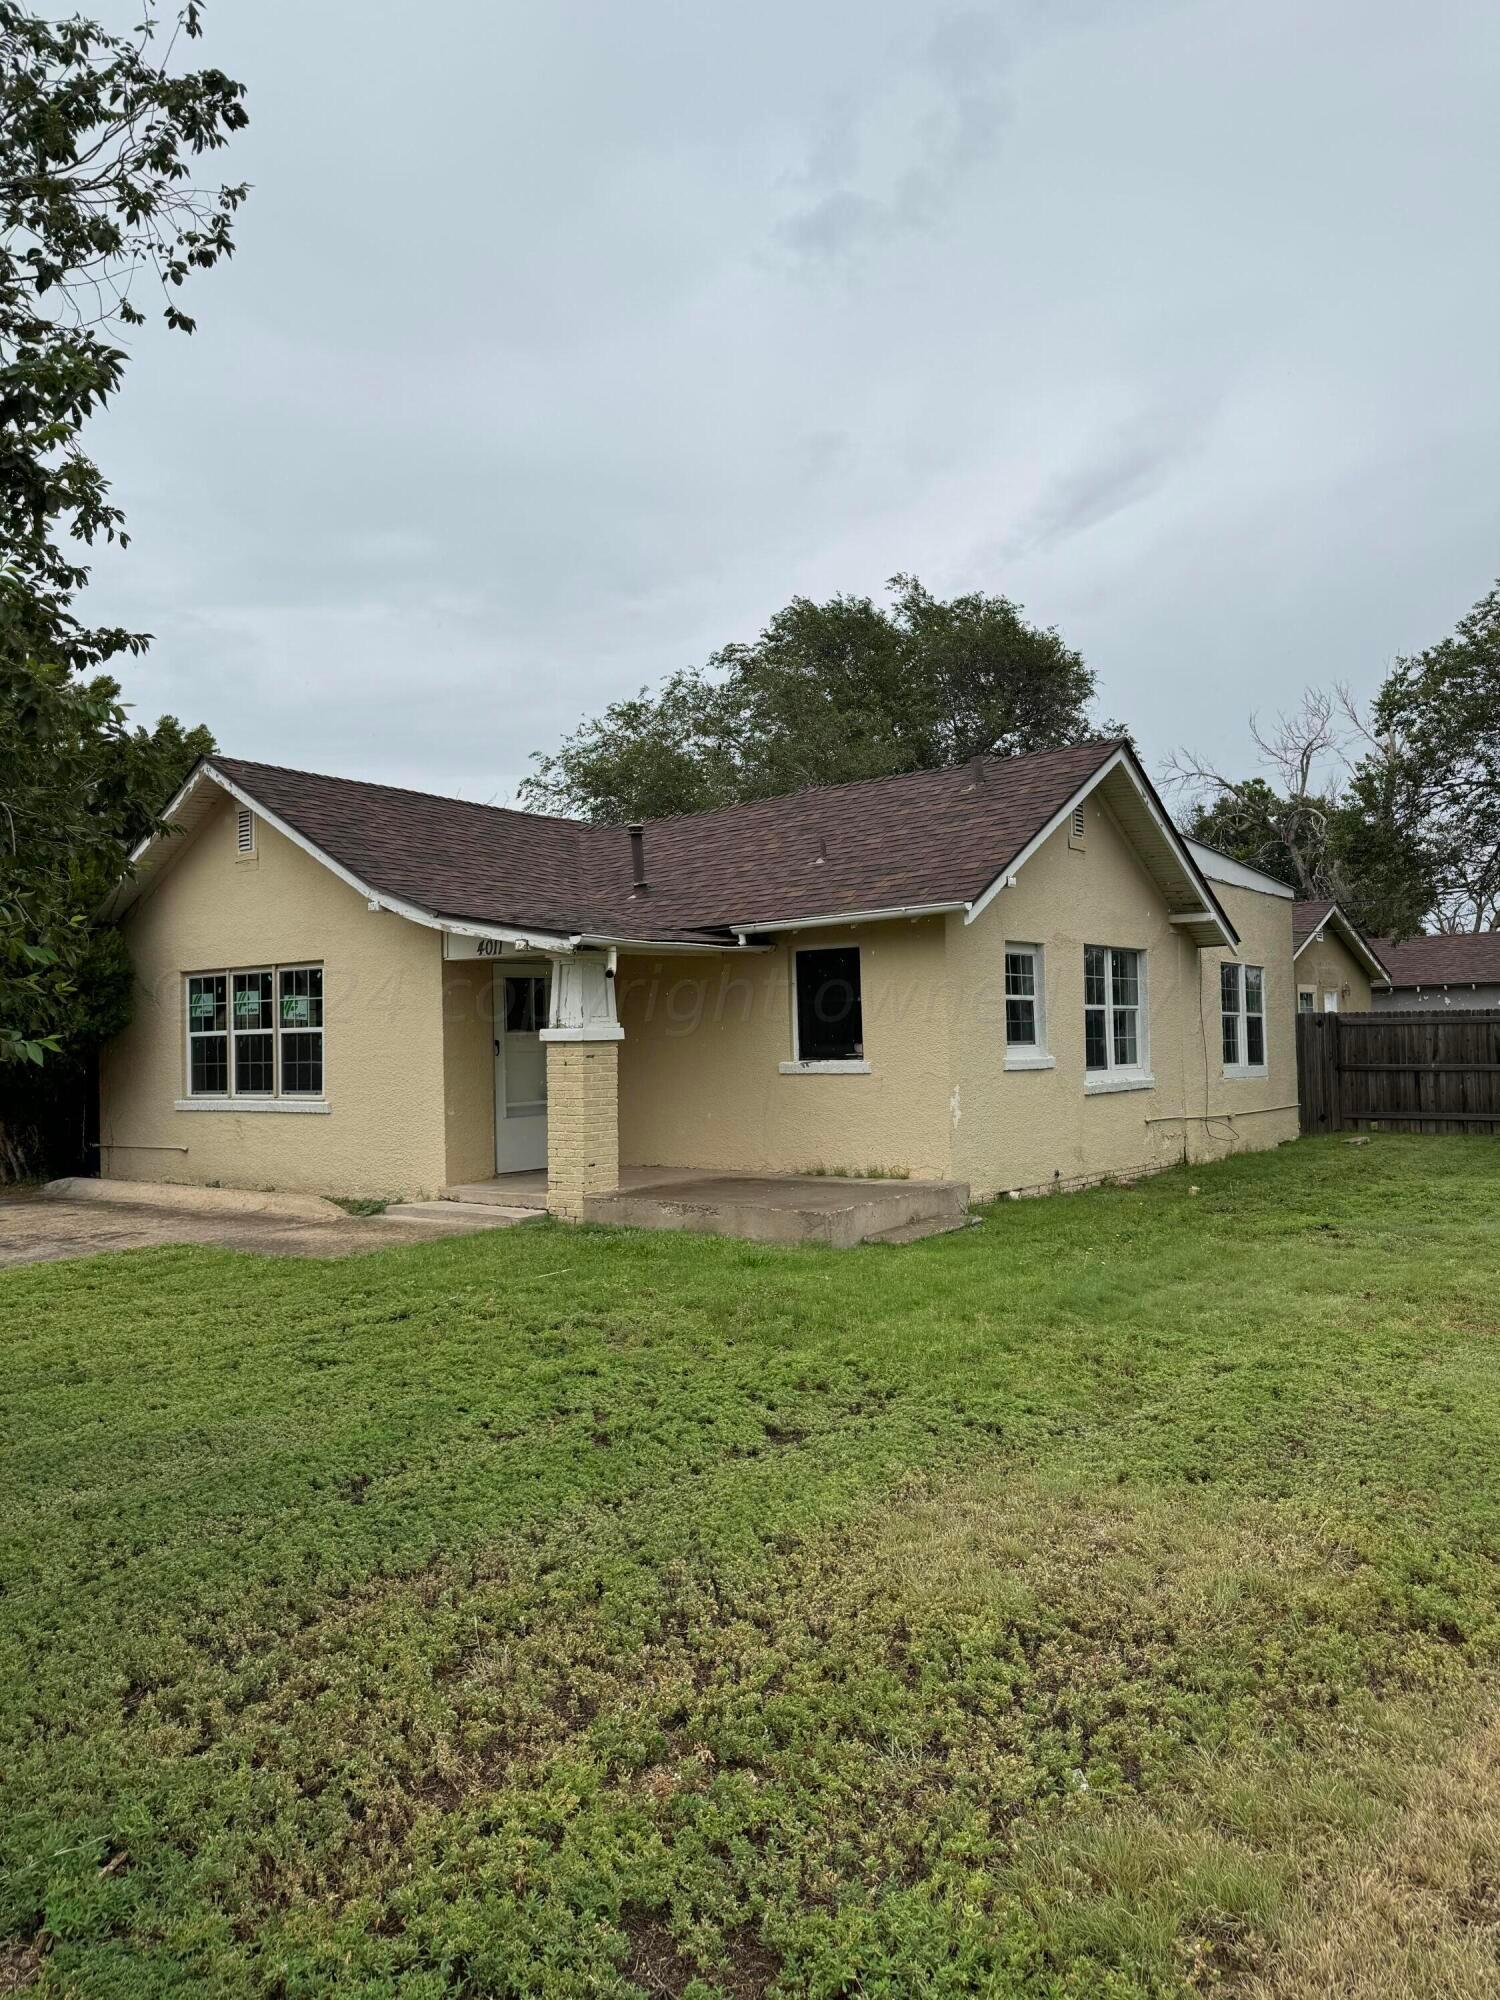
[2,1134,1498,1998]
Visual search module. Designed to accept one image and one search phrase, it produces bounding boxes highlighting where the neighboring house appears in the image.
[1367,931,1500,1010]
[100,739,1300,1213]
[1291,900,1390,1014]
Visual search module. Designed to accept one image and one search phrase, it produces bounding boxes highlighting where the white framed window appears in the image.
[1222,962,1267,1076]
[232,969,275,1094]
[1084,945,1152,1092]
[181,963,326,1106]
[186,973,228,1096]
[780,945,869,1074]
[1003,944,1053,1069]
[1297,987,1315,1014]
[278,966,325,1095]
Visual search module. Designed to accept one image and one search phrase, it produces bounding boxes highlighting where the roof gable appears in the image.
[1291,900,1390,983]
[106,738,1236,950]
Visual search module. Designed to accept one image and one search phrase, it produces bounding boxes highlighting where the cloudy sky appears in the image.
[86,0,1500,807]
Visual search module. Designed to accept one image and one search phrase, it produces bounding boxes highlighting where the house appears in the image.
[1291,900,1390,1013]
[1368,931,1500,1010]
[99,739,1300,1220]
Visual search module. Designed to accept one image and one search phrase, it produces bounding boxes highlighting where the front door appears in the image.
[494,970,549,1172]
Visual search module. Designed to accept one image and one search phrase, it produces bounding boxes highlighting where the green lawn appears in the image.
[4,1137,1499,1999]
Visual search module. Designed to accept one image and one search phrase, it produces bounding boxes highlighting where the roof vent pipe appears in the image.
[628,822,648,892]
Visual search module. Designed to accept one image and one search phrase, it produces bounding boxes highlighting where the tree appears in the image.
[1368,582,1500,932]
[521,574,1107,821]
[1,3,243,1161]
[1167,688,1434,939]
[2,0,248,671]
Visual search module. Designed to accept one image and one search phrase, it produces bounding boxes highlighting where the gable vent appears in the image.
[236,807,255,855]
[1071,805,1086,841]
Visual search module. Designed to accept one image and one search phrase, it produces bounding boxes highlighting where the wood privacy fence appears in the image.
[1296,1010,1500,1135]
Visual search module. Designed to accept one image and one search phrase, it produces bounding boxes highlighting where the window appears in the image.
[279,966,324,1094]
[789,946,864,1068]
[1003,944,1051,1067]
[504,975,547,1034]
[1222,961,1267,1074]
[1084,945,1148,1086]
[187,974,227,1095]
[183,964,324,1102]
[236,807,255,856]
[1297,987,1315,1014]
[232,970,274,1093]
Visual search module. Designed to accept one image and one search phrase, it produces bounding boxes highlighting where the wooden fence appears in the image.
[1296,1009,1500,1135]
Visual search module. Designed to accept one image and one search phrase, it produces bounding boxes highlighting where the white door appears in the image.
[1323,990,1340,1012]
[493,970,549,1172]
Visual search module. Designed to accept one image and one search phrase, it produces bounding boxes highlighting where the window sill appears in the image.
[778,1060,871,1076]
[1083,1072,1155,1096]
[1223,1065,1269,1081]
[1004,1051,1055,1071]
[175,1097,331,1115]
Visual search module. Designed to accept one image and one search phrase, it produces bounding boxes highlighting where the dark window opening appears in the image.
[795,947,864,1063]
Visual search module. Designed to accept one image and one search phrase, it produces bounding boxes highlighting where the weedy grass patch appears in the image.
[2,1135,1498,1996]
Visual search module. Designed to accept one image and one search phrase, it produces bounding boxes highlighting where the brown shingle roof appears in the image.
[1291,899,1337,949]
[1368,931,1500,989]
[210,739,1126,942]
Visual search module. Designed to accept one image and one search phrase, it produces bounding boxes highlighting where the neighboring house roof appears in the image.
[1291,900,1390,984]
[1367,930,1500,989]
[106,737,1239,952]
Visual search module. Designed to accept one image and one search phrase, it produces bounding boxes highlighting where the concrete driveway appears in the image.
[0,1180,541,1269]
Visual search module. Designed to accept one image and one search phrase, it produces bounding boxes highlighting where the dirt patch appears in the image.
[0,1190,509,1265]
[0,1932,45,1994]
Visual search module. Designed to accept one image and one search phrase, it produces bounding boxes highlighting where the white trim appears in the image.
[174,1097,330,1115]
[1084,942,1150,1084]
[1184,841,1295,899]
[964,748,1237,948]
[1083,1073,1156,1095]
[778,1060,871,1076]
[1003,941,1048,1064]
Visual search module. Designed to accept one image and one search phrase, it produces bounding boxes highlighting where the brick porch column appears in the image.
[540,953,623,1221]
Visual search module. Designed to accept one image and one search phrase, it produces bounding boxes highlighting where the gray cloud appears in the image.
[81,0,1500,807]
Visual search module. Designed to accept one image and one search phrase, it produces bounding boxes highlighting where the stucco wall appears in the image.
[1294,933,1372,1011]
[100,794,448,1198]
[945,807,1299,1198]
[615,921,953,1179]
[1190,883,1300,1163]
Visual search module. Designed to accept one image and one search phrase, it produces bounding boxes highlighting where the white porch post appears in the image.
[539,953,624,1220]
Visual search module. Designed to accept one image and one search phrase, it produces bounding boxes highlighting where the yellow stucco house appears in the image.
[100,739,1301,1219]
[1290,900,1390,1014]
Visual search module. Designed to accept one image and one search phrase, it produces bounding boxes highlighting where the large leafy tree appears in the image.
[1369,581,1500,932]
[521,574,1106,821]
[1,2,245,1160]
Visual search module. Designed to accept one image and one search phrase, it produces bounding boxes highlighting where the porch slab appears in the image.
[581,1173,971,1249]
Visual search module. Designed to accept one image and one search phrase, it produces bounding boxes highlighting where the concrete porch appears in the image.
[441,1167,971,1247]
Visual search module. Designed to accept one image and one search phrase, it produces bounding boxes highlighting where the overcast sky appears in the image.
[86,0,1500,808]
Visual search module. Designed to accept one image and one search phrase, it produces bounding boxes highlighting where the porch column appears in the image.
[540,953,624,1220]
